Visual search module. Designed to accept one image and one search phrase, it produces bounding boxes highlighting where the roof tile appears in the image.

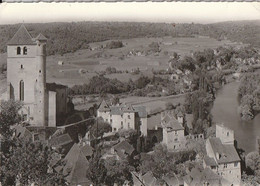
[7,25,35,45]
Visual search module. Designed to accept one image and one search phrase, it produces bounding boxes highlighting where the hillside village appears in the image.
[1,24,260,186]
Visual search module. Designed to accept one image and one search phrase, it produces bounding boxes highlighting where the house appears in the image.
[102,140,135,160]
[161,111,185,151]
[131,171,160,186]
[216,124,234,145]
[12,124,33,141]
[56,143,93,186]
[204,137,241,185]
[97,100,148,136]
[48,133,74,155]
[183,167,230,186]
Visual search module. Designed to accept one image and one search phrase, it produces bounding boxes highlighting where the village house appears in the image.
[203,124,241,185]
[183,167,230,186]
[161,111,186,151]
[97,100,148,136]
[131,171,160,186]
[102,140,135,161]
[55,143,94,186]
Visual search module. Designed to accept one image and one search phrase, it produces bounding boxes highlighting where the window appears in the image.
[175,131,178,135]
[227,132,229,136]
[211,166,216,170]
[110,119,112,123]
[121,122,123,129]
[128,123,130,128]
[17,47,21,55]
[224,164,227,168]
[23,47,27,55]
[19,80,24,101]
[20,64,24,69]
[234,162,238,167]
[39,70,41,73]
[113,128,116,132]
[128,115,130,119]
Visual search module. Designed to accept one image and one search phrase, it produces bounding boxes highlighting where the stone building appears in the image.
[6,25,68,127]
[216,124,234,145]
[203,125,241,185]
[97,100,148,136]
[161,111,185,151]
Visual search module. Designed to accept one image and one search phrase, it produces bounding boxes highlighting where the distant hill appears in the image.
[0,20,259,55]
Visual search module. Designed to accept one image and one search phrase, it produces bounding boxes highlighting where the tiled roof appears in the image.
[7,25,36,45]
[113,140,134,159]
[161,113,184,131]
[110,105,147,118]
[60,143,91,185]
[142,171,159,186]
[208,138,240,164]
[184,167,226,186]
[204,155,218,167]
[98,100,110,112]
[35,33,47,41]
[81,144,94,157]
[13,125,33,140]
[122,104,135,112]
[48,133,73,147]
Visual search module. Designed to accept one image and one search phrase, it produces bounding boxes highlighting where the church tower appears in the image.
[7,25,48,126]
[34,34,47,126]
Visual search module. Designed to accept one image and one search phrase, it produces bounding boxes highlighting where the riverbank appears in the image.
[212,80,260,154]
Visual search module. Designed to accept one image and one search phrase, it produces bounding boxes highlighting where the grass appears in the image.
[0,36,245,89]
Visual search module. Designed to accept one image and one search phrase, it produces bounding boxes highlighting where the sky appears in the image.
[0,2,260,25]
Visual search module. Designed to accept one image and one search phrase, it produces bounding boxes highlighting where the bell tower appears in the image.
[34,34,47,126]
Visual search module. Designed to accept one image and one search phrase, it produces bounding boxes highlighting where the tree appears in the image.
[245,152,260,175]
[104,158,134,186]
[139,144,196,181]
[90,117,112,138]
[0,100,22,139]
[1,138,66,185]
[86,148,107,185]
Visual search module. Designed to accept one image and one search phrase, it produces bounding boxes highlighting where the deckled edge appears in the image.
[2,0,260,2]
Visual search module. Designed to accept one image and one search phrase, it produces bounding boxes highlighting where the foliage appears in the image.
[90,117,112,138]
[0,100,22,139]
[104,158,134,185]
[0,100,66,185]
[245,152,260,175]
[238,73,260,120]
[87,147,134,186]
[105,40,124,49]
[139,144,196,181]
[86,148,107,185]
[1,139,66,185]
[185,90,214,134]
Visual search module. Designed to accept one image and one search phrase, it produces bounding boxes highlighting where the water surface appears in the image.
[212,81,260,153]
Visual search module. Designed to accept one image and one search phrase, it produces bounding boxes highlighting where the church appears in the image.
[6,25,69,127]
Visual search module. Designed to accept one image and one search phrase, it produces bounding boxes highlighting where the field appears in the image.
[0,36,243,88]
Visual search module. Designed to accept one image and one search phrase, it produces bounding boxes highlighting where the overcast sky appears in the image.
[0,2,260,25]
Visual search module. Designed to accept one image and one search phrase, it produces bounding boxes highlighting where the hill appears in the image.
[0,20,259,55]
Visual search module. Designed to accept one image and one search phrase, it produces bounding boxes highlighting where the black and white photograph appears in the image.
[0,2,260,186]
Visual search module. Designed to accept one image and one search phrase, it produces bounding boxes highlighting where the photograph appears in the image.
[0,2,260,186]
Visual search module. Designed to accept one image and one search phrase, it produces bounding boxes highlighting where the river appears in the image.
[212,80,260,154]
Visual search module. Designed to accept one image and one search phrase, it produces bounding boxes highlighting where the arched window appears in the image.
[19,80,24,101]
[17,47,21,55]
[23,47,27,55]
